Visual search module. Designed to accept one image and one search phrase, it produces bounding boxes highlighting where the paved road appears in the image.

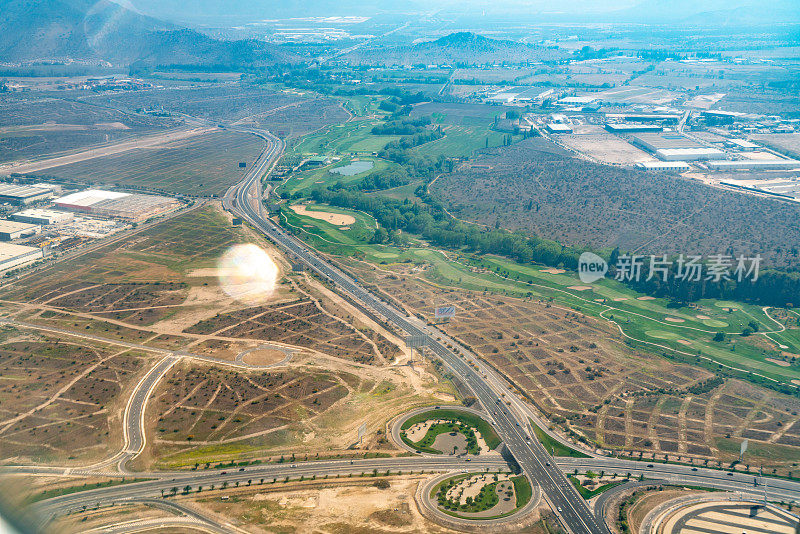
[30,456,508,521]
[223,128,609,534]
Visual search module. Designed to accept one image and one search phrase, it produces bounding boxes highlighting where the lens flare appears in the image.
[218,244,279,305]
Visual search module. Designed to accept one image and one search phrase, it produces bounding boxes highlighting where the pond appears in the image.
[329,160,374,176]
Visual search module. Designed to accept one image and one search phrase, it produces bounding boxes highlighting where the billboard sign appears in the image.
[435,305,456,319]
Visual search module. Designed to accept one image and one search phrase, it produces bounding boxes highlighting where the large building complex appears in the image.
[707,159,800,171]
[54,190,181,221]
[11,208,74,225]
[635,161,691,171]
[629,133,726,161]
[0,243,43,271]
[0,220,41,241]
[0,184,54,205]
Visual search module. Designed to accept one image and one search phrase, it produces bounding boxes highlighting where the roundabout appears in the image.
[392,406,541,530]
[416,470,541,530]
[391,405,503,456]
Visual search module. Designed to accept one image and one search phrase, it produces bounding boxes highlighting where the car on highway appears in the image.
[647,464,654,468]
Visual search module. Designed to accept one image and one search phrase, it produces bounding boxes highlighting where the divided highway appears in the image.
[223,129,609,534]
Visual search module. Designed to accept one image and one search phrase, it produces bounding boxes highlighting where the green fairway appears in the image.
[280,157,395,196]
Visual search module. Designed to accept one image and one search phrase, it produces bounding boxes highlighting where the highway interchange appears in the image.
[6,128,800,533]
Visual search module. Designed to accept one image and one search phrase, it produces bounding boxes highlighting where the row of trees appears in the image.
[371,115,432,135]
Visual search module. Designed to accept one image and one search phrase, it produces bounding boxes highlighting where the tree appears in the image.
[713,331,725,342]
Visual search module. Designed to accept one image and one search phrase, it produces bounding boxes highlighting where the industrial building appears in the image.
[0,243,43,271]
[12,208,74,225]
[727,139,761,151]
[707,159,800,171]
[629,133,726,161]
[0,220,41,241]
[0,184,54,205]
[605,123,664,133]
[54,190,181,221]
[635,161,691,171]
[605,113,681,124]
[547,123,573,134]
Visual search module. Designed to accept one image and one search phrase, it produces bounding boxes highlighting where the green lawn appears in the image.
[401,409,501,450]
[530,419,590,458]
[569,476,627,499]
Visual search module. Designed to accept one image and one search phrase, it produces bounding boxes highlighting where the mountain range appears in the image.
[344,32,567,66]
[0,0,297,67]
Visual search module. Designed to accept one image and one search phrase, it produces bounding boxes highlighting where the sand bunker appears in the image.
[291,204,355,226]
[793,380,800,386]
[766,358,790,367]
[664,317,685,323]
[568,286,593,291]
[677,339,692,346]
[696,315,711,319]
[540,268,565,274]
[612,297,628,302]
[637,296,656,301]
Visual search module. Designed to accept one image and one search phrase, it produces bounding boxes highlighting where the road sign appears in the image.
[435,305,456,319]
[358,423,367,444]
[405,334,428,348]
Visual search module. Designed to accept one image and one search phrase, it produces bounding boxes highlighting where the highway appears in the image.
[222,127,609,533]
[30,456,508,520]
[15,123,800,532]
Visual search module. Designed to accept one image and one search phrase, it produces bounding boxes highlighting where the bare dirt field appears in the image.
[558,132,653,165]
[0,327,149,465]
[343,259,800,470]
[186,476,458,533]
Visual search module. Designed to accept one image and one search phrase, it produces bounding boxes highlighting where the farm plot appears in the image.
[34,130,265,196]
[0,94,180,163]
[0,327,149,464]
[150,364,349,445]
[345,261,800,470]
[149,353,454,468]
[82,84,303,123]
[249,98,350,139]
[183,294,396,366]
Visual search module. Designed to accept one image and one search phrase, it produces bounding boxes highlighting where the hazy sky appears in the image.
[123,0,800,24]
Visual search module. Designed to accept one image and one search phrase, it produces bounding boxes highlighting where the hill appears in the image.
[344,31,566,66]
[0,0,297,67]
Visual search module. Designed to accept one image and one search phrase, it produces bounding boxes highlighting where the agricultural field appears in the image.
[248,98,350,139]
[0,326,149,464]
[0,93,180,163]
[148,349,458,469]
[430,137,800,269]
[31,129,264,196]
[342,259,800,470]
[81,84,304,123]
[181,290,398,366]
